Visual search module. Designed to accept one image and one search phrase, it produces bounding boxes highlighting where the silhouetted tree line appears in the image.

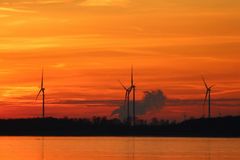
[0,116,239,137]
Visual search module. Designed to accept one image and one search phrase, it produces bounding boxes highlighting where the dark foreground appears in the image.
[0,116,239,137]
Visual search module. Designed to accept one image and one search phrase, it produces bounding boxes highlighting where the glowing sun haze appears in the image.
[0,0,240,120]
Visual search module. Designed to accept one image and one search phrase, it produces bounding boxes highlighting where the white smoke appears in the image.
[112,90,167,119]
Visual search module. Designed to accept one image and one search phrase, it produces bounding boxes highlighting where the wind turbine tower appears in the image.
[202,76,214,119]
[119,67,137,126]
[36,69,45,118]
[119,81,131,123]
[131,66,136,126]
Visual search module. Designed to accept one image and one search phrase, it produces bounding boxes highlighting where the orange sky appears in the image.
[0,0,240,120]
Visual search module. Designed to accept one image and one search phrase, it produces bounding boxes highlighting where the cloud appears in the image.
[0,14,10,18]
[0,0,68,5]
[0,7,35,13]
[0,0,129,7]
[51,99,122,106]
[79,0,129,7]
[0,37,60,51]
[31,0,70,5]
[167,98,240,107]
[52,63,66,68]
[112,90,167,119]
[0,86,37,100]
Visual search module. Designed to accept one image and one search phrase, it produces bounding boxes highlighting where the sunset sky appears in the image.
[0,0,240,120]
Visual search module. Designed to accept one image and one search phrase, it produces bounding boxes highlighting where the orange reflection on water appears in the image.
[0,137,239,160]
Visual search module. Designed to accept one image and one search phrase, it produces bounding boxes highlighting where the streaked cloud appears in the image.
[79,0,129,7]
[0,7,35,13]
[0,14,10,18]
[0,86,37,101]
[0,0,68,5]
[52,63,66,68]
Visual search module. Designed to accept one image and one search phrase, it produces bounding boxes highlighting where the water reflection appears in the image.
[41,137,45,160]
[207,139,211,160]
[127,137,135,160]
[0,137,239,160]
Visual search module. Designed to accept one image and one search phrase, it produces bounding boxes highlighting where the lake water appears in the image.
[0,137,239,160]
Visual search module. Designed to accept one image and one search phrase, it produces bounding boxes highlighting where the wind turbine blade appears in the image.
[35,89,42,101]
[119,80,127,90]
[209,85,215,89]
[41,68,44,89]
[203,90,208,107]
[124,90,128,106]
[201,75,208,88]
[131,66,134,86]
[128,86,132,93]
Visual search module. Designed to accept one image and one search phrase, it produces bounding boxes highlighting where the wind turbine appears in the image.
[202,76,214,119]
[119,80,131,124]
[119,67,136,126]
[130,66,136,126]
[36,69,45,118]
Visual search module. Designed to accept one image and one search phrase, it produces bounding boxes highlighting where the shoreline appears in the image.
[0,116,239,137]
